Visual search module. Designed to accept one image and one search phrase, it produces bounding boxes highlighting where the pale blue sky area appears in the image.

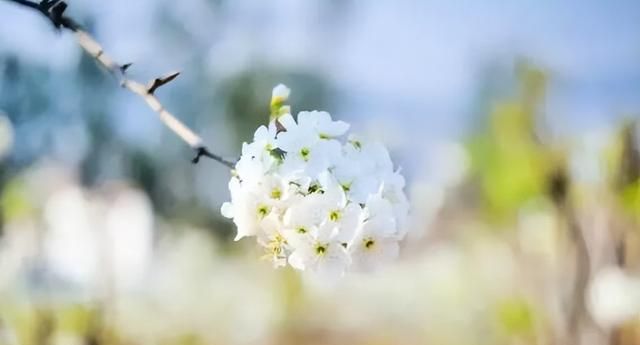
[1,0,638,165]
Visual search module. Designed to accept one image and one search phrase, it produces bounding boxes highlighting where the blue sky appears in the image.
[1,0,639,167]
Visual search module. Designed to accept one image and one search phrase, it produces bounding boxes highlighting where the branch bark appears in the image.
[3,0,235,168]
[548,167,592,343]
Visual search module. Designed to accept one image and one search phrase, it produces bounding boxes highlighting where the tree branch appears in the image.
[548,167,592,341]
[3,0,236,169]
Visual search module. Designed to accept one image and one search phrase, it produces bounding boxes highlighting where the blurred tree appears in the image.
[612,121,640,217]
[467,62,554,222]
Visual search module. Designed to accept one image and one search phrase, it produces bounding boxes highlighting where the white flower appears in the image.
[299,110,350,139]
[288,223,351,280]
[234,123,280,181]
[256,212,288,268]
[381,171,410,235]
[333,155,381,204]
[276,113,343,177]
[283,193,329,232]
[317,171,363,242]
[221,178,272,241]
[349,217,400,272]
[278,111,349,138]
[271,84,292,118]
[272,84,291,103]
[221,85,410,279]
[588,267,640,328]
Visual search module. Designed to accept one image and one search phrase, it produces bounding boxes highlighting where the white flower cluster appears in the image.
[221,84,409,279]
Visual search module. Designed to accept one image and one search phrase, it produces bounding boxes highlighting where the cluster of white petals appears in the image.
[221,84,409,279]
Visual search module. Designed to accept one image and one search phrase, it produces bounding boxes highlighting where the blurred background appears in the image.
[1,1,640,344]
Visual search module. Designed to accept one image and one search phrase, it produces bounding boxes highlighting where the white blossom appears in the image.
[349,217,400,272]
[588,267,640,328]
[270,84,291,118]
[271,84,291,102]
[221,84,410,279]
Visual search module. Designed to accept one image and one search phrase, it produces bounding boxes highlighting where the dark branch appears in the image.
[548,167,592,336]
[3,0,236,168]
[192,147,235,168]
[120,63,133,73]
[9,0,80,30]
[147,71,180,95]
[10,0,39,10]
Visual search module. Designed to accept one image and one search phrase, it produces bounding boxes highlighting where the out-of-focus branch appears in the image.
[3,0,236,168]
[548,167,592,341]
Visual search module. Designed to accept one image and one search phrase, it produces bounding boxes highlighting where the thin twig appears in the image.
[3,0,236,168]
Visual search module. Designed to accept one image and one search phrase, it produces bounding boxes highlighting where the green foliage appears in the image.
[468,64,552,222]
[56,305,94,334]
[0,178,32,221]
[495,297,537,338]
[606,120,640,218]
[473,104,545,217]
[620,179,640,215]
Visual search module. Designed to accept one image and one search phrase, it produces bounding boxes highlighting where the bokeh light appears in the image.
[1,1,640,345]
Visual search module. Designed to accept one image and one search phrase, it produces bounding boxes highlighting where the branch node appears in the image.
[49,1,67,26]
[192,147,207,164]
[39,0,58,11]
[147,71,180,94]
[120,63,133,73]
[191,146,235,168]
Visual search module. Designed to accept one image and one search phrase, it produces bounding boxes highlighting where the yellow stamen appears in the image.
[364,237,376,250]
[315,244,327,256]
[300,147,310,161]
